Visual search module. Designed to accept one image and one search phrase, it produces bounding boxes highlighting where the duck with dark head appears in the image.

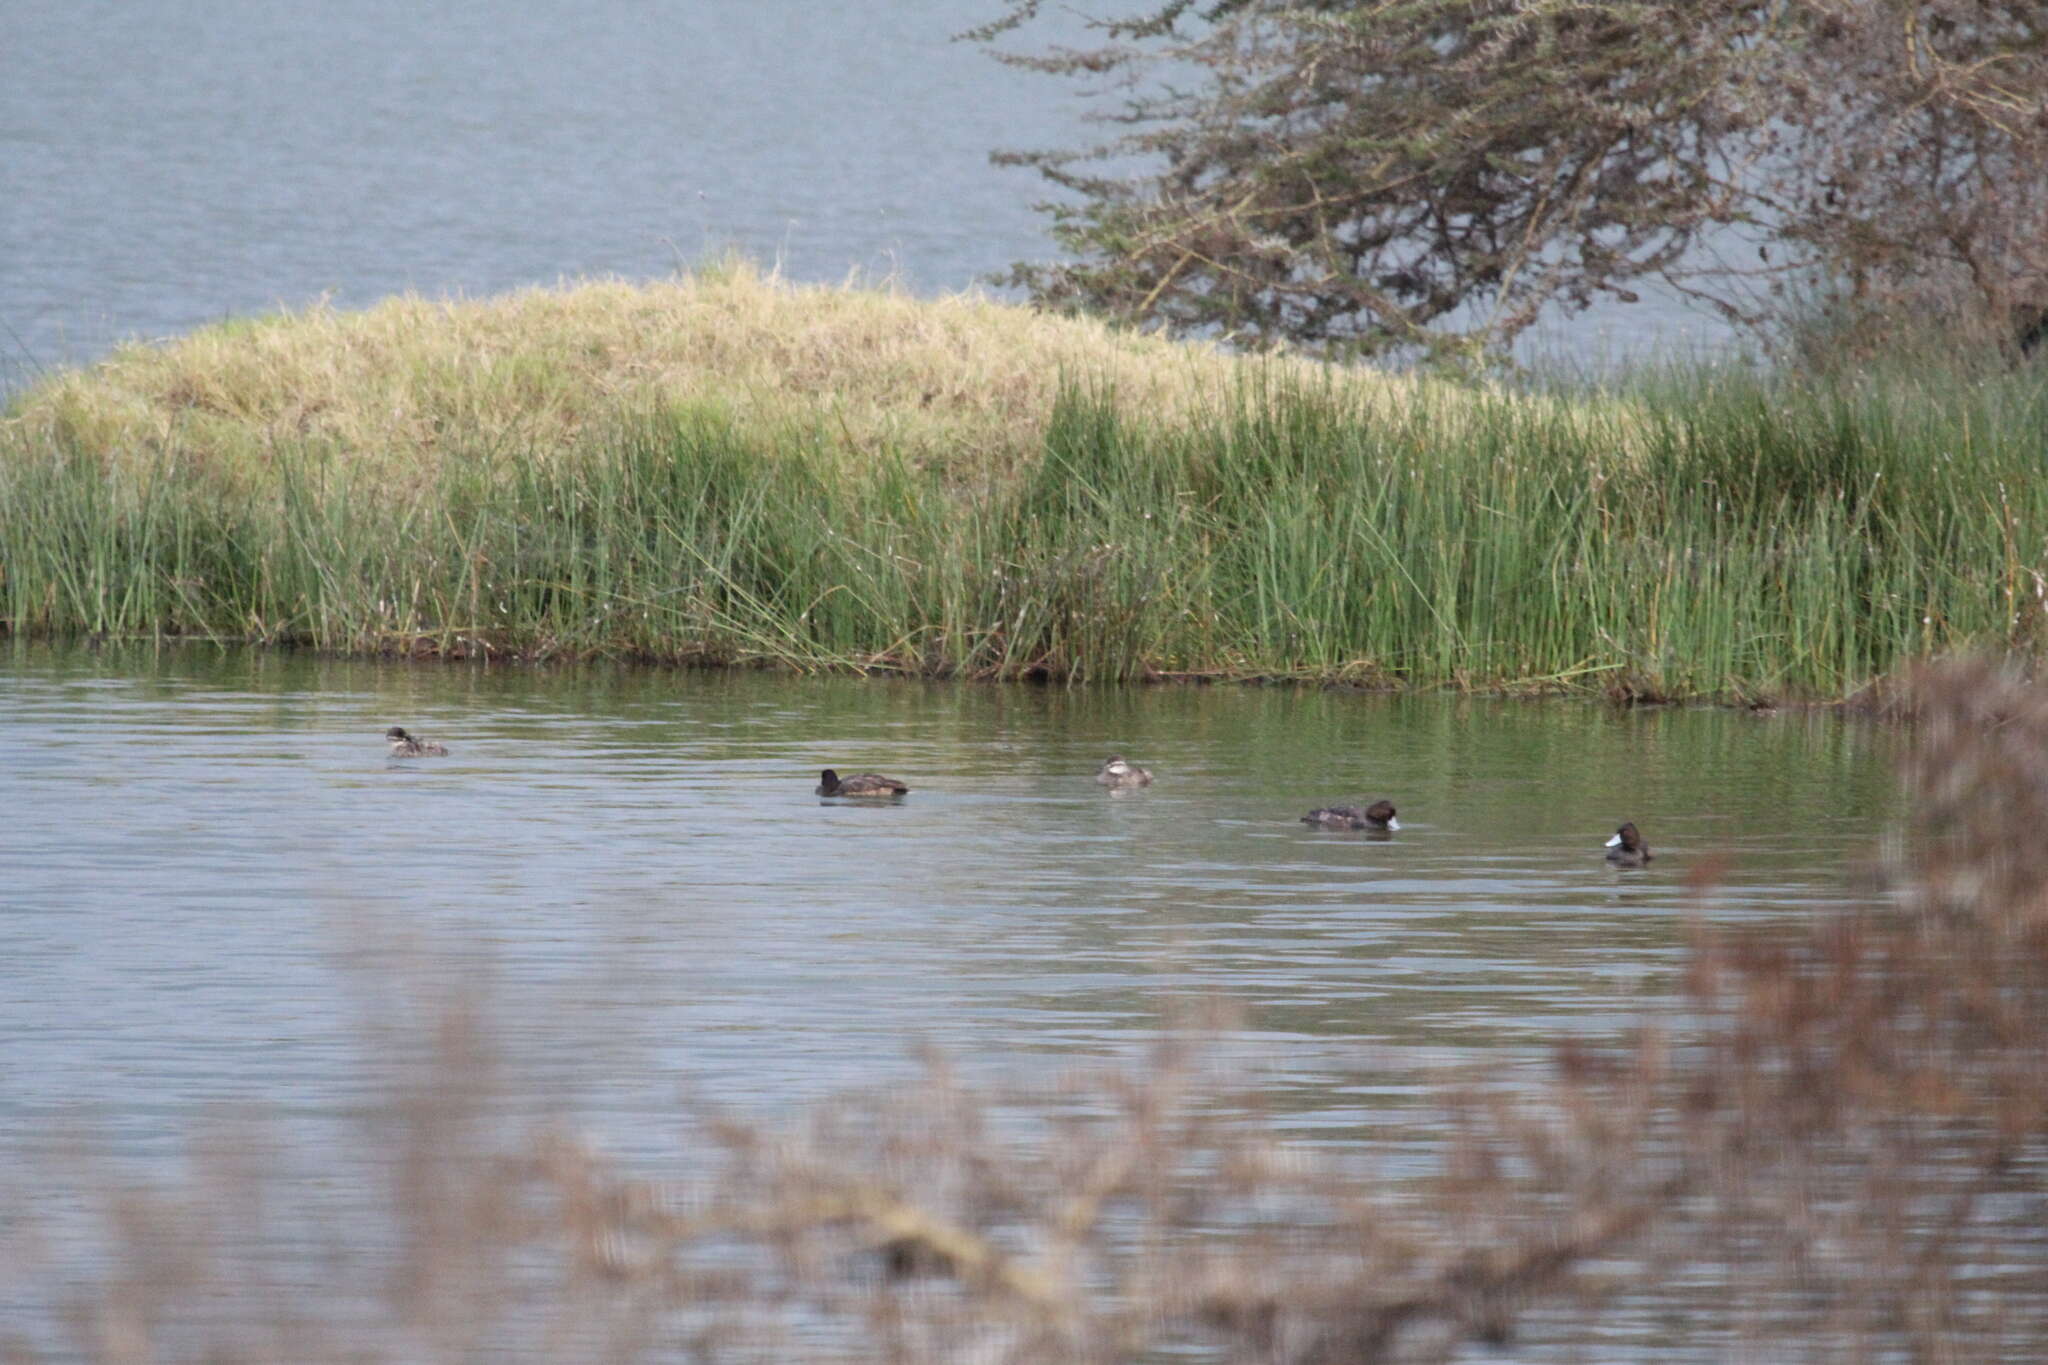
[1604,822,1651,866]
[385,726,448,757]
[816,769,909,798]
[1301,800,1399,831]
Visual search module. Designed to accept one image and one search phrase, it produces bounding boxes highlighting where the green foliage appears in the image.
[8,360,2048,699]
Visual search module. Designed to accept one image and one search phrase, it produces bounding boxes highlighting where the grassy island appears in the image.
[4,264,2044,700]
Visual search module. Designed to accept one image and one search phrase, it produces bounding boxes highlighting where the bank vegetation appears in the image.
[5,266,2048,700]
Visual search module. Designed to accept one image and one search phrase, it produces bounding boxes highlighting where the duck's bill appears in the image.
[1605,832,1623,847]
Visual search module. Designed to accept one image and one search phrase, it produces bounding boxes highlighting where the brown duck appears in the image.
[1300,800,1399,831]
[1604,822,1652,866]
[1094,754,1154,788]
[385,726,448,757]
[816,769,909,798]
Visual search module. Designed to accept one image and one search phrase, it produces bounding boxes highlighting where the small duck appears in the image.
[1604,822,1652,866]
[1095,754,1153,788]
[385,726,448,757]
[1301,800,1399,831]
[816,769,909,798]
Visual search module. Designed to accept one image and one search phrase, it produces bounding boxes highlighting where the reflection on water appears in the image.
[0,644,1897,1162]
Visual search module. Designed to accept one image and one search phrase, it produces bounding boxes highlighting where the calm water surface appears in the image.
[2,0,1727,387]
[1,646,1897,1162]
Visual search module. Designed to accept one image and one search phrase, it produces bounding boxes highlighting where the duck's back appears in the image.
[817,769,909,797]
[386,727,448,757]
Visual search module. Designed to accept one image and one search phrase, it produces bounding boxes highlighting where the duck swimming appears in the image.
[816,769,909,798]
[1095,755,1153,788]
[1605,822,1652,866]
[385,726,448,757]
[1301,800,1399,831]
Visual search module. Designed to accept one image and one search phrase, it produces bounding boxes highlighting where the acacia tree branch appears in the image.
[974,0,2048,358]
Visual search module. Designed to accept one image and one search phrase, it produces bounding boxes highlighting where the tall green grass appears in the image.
[6,360,2046,699]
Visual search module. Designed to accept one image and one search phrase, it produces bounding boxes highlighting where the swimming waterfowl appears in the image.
[816,769,909,798]
[1301,800,1399,831]
[385,726,448,757]
[1605,822,1652,866]
[1095,755,1154,788]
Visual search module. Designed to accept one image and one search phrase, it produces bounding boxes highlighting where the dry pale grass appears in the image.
[0,263,1655,500]
[0,263,1431,490]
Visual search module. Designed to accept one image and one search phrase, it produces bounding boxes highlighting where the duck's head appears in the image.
[1366,799,1400,830]
[1606,822,1644,852]
[385,726,410,741]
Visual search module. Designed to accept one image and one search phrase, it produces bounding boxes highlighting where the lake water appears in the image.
[1,644,1895,1146]
[1,0,1728,390]
[0,646,1908,1355]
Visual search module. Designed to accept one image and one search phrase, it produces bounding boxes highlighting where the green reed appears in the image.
[6,357,2045,699]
